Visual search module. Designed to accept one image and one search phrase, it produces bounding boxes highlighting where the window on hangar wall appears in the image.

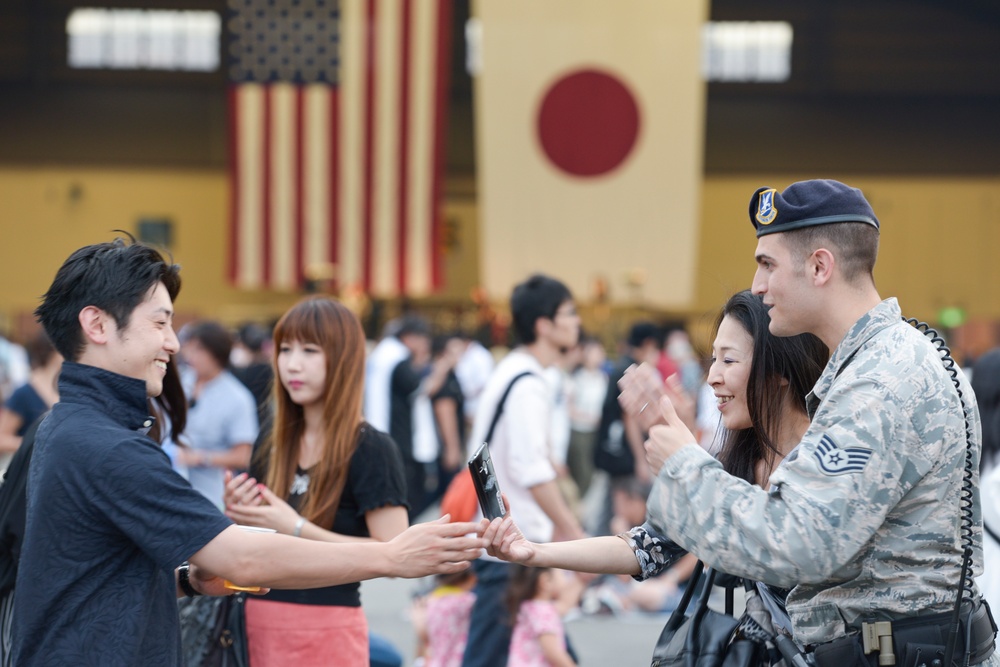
[66,7,221,72]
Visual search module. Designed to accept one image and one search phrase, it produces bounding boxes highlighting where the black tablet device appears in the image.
[468,441,506,521]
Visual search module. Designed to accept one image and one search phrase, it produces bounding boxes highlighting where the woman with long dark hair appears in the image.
[709,290,826,489]
[223,296,408,667]
[479,290,828,628]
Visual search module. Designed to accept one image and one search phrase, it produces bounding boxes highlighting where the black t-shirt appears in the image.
[389,358,422,460]
[232,362,273,424]
[3,383,47,437]
[594,355,638,475]
[431,370,466,449]
[253,424,408,607]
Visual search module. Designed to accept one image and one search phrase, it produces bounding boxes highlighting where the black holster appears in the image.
[811,599,997,667]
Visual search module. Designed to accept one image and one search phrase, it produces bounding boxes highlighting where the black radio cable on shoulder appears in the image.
[905,317,977,667]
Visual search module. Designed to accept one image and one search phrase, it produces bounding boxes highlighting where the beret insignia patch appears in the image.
[755,188,778,225]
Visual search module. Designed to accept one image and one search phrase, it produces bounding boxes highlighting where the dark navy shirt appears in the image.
[389,357,421,459]
[12,362,232,667]
[3,383,47,436]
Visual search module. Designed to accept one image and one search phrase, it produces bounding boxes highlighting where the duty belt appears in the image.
[809,599,998,667]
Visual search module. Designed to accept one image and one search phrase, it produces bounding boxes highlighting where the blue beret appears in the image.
[749,179,879,238]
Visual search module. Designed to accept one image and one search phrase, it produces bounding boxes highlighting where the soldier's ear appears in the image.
[809,248,835,286]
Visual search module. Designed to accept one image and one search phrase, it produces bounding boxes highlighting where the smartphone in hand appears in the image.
[469,442,506,521]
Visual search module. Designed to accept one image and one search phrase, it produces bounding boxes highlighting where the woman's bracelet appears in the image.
[293,516,306,537]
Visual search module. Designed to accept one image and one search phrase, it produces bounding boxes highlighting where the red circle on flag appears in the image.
[536,69,641,177]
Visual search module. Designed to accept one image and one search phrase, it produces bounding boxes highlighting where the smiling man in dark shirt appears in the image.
[13,237,483,667]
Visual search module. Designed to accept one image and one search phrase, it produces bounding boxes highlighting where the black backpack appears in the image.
[0,414,43,596]
[593,359,637,477]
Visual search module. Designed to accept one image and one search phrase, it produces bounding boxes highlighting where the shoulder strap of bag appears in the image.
[0,414,44,595]
[662,560,706,632]
[440,374,534,524]
[482,371,534,445]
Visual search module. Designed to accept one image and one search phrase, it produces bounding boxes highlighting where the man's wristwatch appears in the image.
[178,564,201,597]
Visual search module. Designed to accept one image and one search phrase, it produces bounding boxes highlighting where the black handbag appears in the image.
[594,418,636,476]
[178,593,249,667]
[650,562,763,667]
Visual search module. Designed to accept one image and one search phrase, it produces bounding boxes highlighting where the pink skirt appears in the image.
[244,598,369,667]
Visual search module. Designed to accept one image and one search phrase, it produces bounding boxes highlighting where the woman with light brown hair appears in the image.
[224,296,409,667]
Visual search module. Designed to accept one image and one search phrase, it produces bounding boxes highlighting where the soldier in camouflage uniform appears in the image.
[640,179,996,664]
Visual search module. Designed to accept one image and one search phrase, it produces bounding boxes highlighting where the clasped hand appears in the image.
[224,470,302,535]
[617,363,698,475]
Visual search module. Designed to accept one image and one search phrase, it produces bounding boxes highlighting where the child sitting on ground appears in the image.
[505,565,581,667]
[412,569,477,667]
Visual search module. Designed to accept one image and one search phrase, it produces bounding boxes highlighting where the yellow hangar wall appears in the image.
[696,176,1000,326]
[0,167,485,336]
[0,168,294,335]
[1,166,998,345]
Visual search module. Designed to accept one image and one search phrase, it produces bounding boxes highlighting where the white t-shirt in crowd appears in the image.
[456,341,495,420]
[544,366,571,467]
[467,349,556,545]
[569,367,607,433]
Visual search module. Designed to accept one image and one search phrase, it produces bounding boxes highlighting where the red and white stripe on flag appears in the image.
[228,0,452,295]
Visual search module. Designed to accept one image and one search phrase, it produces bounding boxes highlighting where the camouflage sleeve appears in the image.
[617,522,688,581]
[646,374,937,588]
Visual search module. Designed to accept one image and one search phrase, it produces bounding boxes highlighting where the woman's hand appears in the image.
[223,470,265,509]
[478,515,537,564]
[662,373,697,433]
[225,483,303,536]
[617,363,668,433]
[645,396,697,474]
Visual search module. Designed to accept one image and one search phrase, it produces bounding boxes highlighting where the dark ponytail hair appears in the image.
[148,358,186,444]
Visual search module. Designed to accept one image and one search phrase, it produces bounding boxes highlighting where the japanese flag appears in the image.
[473,0,708,307]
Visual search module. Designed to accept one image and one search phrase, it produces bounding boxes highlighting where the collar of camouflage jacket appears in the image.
[805,297,901,416]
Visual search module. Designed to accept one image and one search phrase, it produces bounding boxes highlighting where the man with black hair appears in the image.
[461,273,585,667]
[366,315,457,519]
[231,321,274,425]
[13,237,484,667]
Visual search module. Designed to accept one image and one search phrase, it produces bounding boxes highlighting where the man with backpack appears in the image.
[461,274,585,667]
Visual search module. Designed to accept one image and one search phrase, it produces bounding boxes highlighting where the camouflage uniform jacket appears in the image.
[646,298,984,646]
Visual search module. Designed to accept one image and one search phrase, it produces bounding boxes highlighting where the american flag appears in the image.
[227,0,452,295]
